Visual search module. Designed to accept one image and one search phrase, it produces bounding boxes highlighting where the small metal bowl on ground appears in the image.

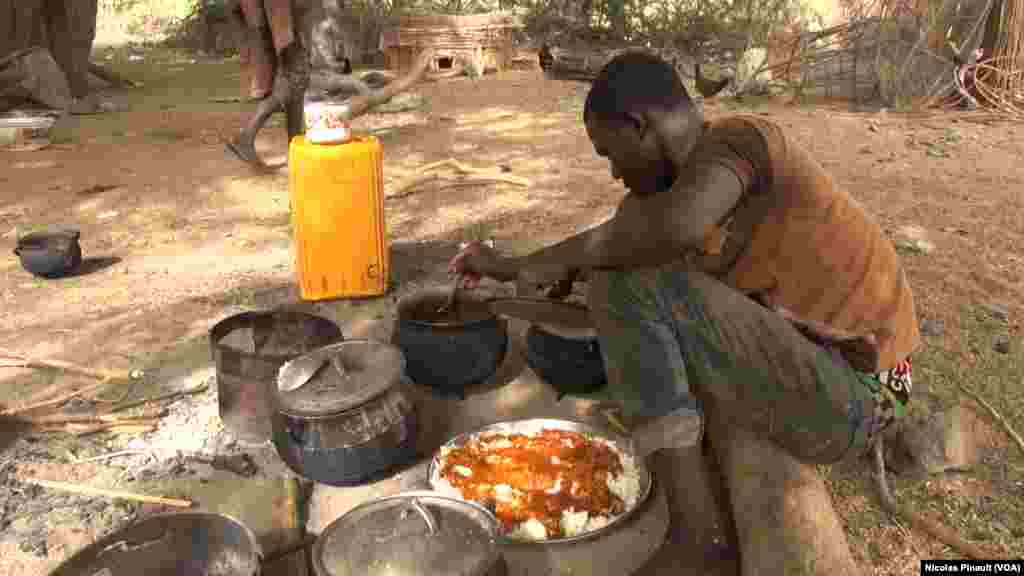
[13,226,82,279]
[312,491,507,576]
[272,339,419,486]
[47,512,263,576]
[0,114,56,151]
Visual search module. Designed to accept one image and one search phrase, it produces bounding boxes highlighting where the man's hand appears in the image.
[448,240,517,288]
[516,262,578,295]
[775,306,881,372]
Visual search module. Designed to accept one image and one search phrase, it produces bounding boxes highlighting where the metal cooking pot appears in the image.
[312,491,506,576]
[211,310,343,443]
[392,287,508,399]
[46,512,262,576]
[524,322,608,400]
[14,226,82,279]
[271,340,418,487]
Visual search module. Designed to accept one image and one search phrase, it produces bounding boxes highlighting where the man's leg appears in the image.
[588,265,872,575]
[588,264,875,463]
[589,264,876,569]
[227,13,308,167]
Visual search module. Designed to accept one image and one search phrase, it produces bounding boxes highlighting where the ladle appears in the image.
[436,273,463,315]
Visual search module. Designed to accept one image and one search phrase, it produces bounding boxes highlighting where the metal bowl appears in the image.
[47,512,263,576]
[427,418,653,545]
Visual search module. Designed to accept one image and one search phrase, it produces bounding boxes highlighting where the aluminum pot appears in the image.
[211,310,343,443]
[14,227,82,279]
[312,491,507,576]
[47,512,262,576]
[524,322,608,400]
[392,287,508,399]
[271,339,418,486]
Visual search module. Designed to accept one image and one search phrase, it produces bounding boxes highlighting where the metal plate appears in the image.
[427,418,653,545]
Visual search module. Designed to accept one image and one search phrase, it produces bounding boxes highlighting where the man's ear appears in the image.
[624,111,648,138]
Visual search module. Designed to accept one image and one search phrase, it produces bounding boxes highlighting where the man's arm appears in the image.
[508,160,746,276]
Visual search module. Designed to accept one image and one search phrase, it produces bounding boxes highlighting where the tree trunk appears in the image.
[0,0,46,60]
[980,0,1003,58]
[704,408,863,576]
[0,0,98,100]
[43,0,98,98]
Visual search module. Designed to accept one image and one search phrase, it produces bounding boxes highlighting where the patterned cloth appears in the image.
[855,357,913,449]
[582,263,909,464]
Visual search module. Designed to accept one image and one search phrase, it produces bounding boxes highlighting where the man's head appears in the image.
[584,50,699,195]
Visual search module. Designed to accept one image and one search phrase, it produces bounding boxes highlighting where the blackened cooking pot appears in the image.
[14,226,82,278]
[271,340,418,486]
[524,323,608,400]
[392,287,508,399]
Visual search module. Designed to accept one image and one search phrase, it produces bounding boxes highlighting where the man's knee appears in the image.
[588,267,665,319]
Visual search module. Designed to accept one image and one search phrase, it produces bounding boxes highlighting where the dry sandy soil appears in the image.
[0,46,1022,575]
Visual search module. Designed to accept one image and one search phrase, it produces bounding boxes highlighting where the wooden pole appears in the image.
[22,478,194,508]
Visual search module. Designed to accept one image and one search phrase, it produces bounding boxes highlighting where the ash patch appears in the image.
[0,457,138,559]
[100,369,261,480]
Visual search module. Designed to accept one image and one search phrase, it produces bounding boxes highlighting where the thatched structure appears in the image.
[380,12,522,75]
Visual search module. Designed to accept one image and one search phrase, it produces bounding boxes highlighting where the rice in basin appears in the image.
[430,428,642,541]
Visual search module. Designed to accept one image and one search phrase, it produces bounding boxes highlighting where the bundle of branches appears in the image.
[0,348,206,437]
[962,0,1024,116]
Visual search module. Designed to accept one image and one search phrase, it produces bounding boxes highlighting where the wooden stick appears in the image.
[74,449,149,463]
[0,348,131,382]
[603,409,631,435]
[0,380,113,416]
[872,438,993,559]
[100,381,209,415]
[25,410,164,425]
[35,421,158,434]
[88,63,139,88]
[70,423,157,436]
[960,383,1024,456]
[387,157,531,198]
[21,478,193,508]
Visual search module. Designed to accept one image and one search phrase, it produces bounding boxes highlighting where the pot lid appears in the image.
[314,491,500,576]
[275,340,406,417]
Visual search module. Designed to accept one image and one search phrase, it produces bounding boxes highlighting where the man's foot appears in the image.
[225,135,269,170]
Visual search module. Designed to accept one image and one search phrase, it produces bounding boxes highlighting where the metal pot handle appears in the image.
[407,498,437,536]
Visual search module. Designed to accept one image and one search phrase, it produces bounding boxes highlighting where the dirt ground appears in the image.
[1,45,1022,575]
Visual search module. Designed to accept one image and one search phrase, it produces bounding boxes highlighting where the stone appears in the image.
[920,318,945,337]
[883,403,997,475]
[993,334,1011,354]
[981,303,1010,322]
